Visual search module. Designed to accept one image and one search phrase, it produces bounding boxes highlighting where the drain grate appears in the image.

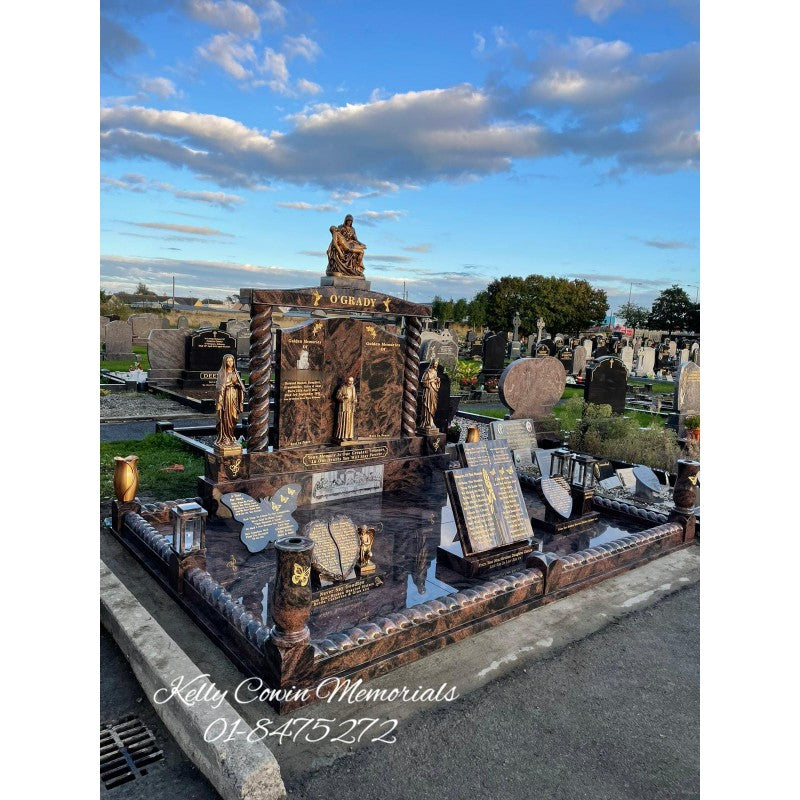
[100,714,164,790]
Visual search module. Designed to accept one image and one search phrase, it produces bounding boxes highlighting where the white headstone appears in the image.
[636,346,656,377]
[620,345,634,372]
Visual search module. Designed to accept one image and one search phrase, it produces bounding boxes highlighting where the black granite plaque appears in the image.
[481,333,506,374]
[220,485,301,553]
[592,459,616,481]
[584,356,628,414]
[445,462,533,555]
[186,329,236,371]
[633,465,662,500]
[557,346,574,373]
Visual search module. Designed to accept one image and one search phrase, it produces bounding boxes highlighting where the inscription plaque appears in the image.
[540,476,573,519]
[304,515,361,582]
[310,464,384,503]
[445,462,533,555]
[458,439,515,468]
[488,419,537,466]
[219,486,301,553]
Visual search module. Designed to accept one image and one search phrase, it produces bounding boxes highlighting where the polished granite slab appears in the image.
[147,473,647,640]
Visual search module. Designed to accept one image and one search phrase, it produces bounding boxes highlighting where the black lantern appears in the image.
[169,502,208,555]
[550,448,572,480]
[569,454,597,490]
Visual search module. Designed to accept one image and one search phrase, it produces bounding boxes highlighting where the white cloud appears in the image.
[275,201,338,212]
[262,47,289,92]
[574,0,625,23]
[185,0,261,37]
[129,221,234,236]
[197,32,256,80]
[101,173,245,208]
[472,32,485,55]
[359,210,407,223]
[255,0,286,27]
[137,76,179,99]
[295,78,322,95]
[282,34,321,62]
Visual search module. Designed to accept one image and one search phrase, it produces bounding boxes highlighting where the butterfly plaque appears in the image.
[220,485,301,554]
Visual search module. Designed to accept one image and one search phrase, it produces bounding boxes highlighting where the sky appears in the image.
[100,0,700,311]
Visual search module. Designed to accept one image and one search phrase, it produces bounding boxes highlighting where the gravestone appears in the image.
[668,340,677,358]
[620,345,634,372]
[237,332,250,358]
[488,418,537,466]
[481,332,506,376]
[509,341,521,360]
[636,346,656,377]
[105,320,135,360]
[419,332,459,370]
[466,330,477,344]
[679,348,689,364]
[274,317,405,449]
[556,345,573,374]
[147,328,191,384]
[100,316,109,345]
[572,345,587,377]
[177,316,189,329]
[417,360,452,433]
[180,328,237,388]
[225,320,248,339]
[499,357,565,421]
[616,467,636,489]
[691,347,700,366]
[673,361,700,436]
[583,339,593,357]
[219,486,301,554]
[535,341,553,357]
[584,357,628,414]
[130,313,168,342]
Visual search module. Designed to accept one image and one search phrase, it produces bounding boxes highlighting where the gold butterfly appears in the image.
[292,563,311,586]
[226,555,238,573]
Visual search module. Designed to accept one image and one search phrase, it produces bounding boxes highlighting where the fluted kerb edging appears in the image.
[592,494,669,525]
[309,568,544,660]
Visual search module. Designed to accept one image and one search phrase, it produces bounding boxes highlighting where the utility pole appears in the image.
[172,276,175,309]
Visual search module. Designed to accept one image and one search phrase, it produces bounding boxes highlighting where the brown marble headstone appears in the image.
[147,328,191,376]
[105,320,134,358]
[274,318,405,449]
[499,356,566,420]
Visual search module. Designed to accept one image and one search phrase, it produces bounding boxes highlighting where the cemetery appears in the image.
[105,232,699,715]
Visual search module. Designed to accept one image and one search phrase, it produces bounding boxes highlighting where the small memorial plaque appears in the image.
[540,476,573,519]
[310,464,383,503]
[459,439,515,468]
[616,467,636,489]
[593,459,616,481]
[220,486,301,553]
[599,475,622,490]
[633,465,663,500]
[534,448,559,478]
[489,419,537,466]
[304,514,361,582]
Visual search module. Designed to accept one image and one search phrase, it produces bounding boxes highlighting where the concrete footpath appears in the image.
[101,526,699,800]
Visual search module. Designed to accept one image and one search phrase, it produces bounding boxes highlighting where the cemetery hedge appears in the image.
[100,433,205,500]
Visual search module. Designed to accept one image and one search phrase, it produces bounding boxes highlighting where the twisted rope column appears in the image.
[402,316,422,436]
[248,303,273,451]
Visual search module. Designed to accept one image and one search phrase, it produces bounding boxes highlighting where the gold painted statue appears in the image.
[215,354,245,451]
[327,214,366,277]
[357,526,376,576]
[419,358,441,431]
[335,376,357,442]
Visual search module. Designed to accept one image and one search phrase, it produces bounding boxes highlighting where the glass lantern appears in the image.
[550,448,572,480]
[569,454,597,490]
[169,502,208,555]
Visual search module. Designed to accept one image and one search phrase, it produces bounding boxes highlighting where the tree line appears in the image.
[431,276,698,337]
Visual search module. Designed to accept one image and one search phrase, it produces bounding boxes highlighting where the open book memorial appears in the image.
[438,439,536,576]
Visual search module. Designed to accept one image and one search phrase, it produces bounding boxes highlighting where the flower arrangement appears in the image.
[484,377,499,392]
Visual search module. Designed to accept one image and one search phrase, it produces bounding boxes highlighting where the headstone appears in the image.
[512,312,521,341]
[599,475,622,491]
[419,332,459,370]
[444,460,534,553]
[509,341,521,360]
[674,361,700,415]
[225,320,248,339]
[636,346,656,377]
[219,486,301,554]
[105,320,135,359]
[185,329,236,371]
[274,318,405,449]
[488,419,537,466]
[535,341,553,358]
[130,313,167,341]
[678,348,689,364]
[236,332,250,358]
[668,340,677,358]
[147,328,191,383]
[481,332,506,375]
[691,347,700,366]
[417,360,452,433]
[556,345,573,374]
[100,316,109,344]
[572,346,587,377]
[620,345,634,372]
[499,356,566,420]
[616,467,636,489]
[584,357,628,414]
[466,330,477,344]
[583,339,593,357]
[177,316,189,329]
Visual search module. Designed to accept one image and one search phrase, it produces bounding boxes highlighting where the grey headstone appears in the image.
[571,346,587,377]
[620,345,634,372]
[129,313,165,340]
[420,333,459,370]
[599,475,622,491]
[678,348,689,364]
[674,361,700,415]
[636,346,656,377]
[582,339,593,356]
[100,316,109,344]
[237,332,250,357]
[488,418,537,466]
[177,316,189,329]
[105,320,134,358]
[616,468,636,489]
[668,340,677,357]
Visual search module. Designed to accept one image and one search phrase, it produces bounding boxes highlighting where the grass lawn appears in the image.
[100,432,205,500]
[101,345,151,373]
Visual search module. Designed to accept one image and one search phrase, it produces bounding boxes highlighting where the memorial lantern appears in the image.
[569,453,597,491]
[169,502,208,555]
[550,448,572,480]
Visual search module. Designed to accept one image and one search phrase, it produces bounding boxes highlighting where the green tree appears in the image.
[135,281,153,297]
[648,285,693,334]
[467,291,488,328]
[686,302,700,334]
[616,302,650,336]
[485,275,607,336]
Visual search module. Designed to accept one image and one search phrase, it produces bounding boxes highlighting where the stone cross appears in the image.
[536,317,545,344]
[512,311,521,341]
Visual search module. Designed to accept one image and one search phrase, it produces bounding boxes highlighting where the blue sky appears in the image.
[100,0,699,310]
